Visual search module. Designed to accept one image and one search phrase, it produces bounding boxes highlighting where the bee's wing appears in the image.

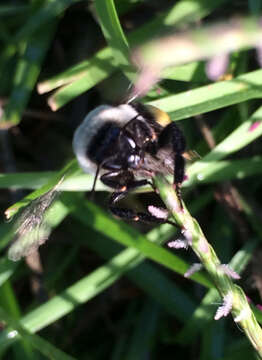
[183,150,201,161]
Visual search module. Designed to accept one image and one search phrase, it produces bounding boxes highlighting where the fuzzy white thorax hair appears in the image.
[73,104,140,175]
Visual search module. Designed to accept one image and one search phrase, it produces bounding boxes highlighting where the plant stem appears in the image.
[154,174,262,358]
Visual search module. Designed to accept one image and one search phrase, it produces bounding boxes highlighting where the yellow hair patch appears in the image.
[145,105,171,127]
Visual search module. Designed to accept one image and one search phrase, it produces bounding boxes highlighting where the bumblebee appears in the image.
[73,102,186,223]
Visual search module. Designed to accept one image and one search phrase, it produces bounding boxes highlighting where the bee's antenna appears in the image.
[90,165,101,200]
[126,93,139,104]
[123,81,140,104]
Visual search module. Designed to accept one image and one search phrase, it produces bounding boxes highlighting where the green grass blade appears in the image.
[0,307,77,360]
[0,281,21,319]
[223,340,257,360]
[79,223,197,322]
[47,60,115,110]
[187,105,262,182]
[0,258,18,286]
[200,320,225,360]
[0,22,57,127]
[0,243,156,341]
[0,224,194,350]
[0,171,108,191]
[135,17,262,72]
[125,300,159,359]
[5,159,78,219]
[150,69,262,121]
[185,156,262,187]
[0,191,212,350]
[38,47,114,93]
[0,282,34,359]
[0,44,17,93]
[164,0,228,25]
[94,0,131,73]
[42,0,229,108]
[1,154,262,193]
[44,0,133,110]
[162,61,208,82]
[63,192,211,288]
[0,172,54,189]
[0,5,30,16]
[13,0,81,43]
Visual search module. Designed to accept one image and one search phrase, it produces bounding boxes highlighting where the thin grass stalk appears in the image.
[154,174,262,358]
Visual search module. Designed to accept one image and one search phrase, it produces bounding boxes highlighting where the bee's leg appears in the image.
[100,171,150,192]
[100,170,174,225]
[173,154,185,208]
[158,122,186,208]
[108,191,172,225]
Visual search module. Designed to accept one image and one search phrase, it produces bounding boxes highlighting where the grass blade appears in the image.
[43,0,230,108]
[0,258,18,286]
[5,159,78,219]
[1,154,262,192]
[151,69,262,121]
[187,105,262,182]
[0,307,77,360]
[0,22,57,127]
[94,0,131,73]
[63,192,211,288]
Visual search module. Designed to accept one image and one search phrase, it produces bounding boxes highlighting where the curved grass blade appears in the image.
[94,0,131,74]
